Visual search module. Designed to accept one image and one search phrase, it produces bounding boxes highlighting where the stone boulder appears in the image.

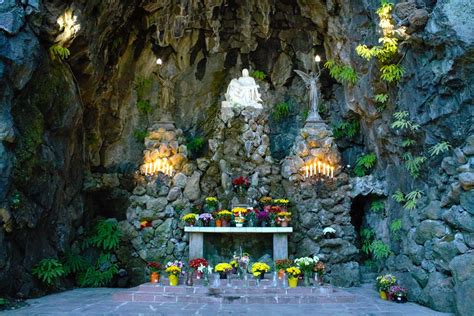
[449,253,474,316]
[329,262,360,287]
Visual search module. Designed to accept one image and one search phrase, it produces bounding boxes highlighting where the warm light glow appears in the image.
[302,159,336,179]
[56,9,81,43]
[314,55,321,63]
[141,158,173,177]
[156,58,163,65]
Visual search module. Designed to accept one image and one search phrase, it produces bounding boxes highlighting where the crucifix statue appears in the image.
[294,55,323,123]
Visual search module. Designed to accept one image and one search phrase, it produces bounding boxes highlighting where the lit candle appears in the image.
[331,166,334,178]
[305,165,309,178]
[170,166,173,177]
[310,164,313,176]
[318,161,321,174]
[157,160,161,173]
[144,164,148,175]
[313,162,316,175]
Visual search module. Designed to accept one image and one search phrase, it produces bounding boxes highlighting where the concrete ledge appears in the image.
[184,227,293,233]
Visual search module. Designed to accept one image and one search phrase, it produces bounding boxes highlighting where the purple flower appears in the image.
[256,210,270,221]
[199,213,213,223]
[389,285,407,296]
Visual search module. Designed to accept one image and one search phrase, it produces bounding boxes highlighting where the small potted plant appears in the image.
[215,263,233,279]
[165,261,184,286]
[313,261,325,285]
[256,210,270,227]
[275,259,293,280]
[323,227,336,239]
[216,210,232,227]
[251,262,270,281]
[376,274,397,300]
[232,176,250,197]
[286,266,301,288]
[276,211,291,227]
[245,210,257,227]
[198,213,213,226]
[273,198,289,211]
[147,261,161,283]
[389,285,408,303]
[295,256,319,287]
[232,207,248,227]
[229,259,239,274]
[189,258,208,279]
[204,197,219,212]
[182,213,198,226]
[258,196,272,208]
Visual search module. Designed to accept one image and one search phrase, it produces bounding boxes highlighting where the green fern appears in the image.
[391,111,420,131]
[133,129,149,143]
[77,253,118,287]
[374,93,388,103]
[370,200,385,213]
[361,228,375,255]
[392,190,405,203]
[380,64,405,83]
[332,119,360,139]
[49,44,70,61]
[186,136,206,157]
[134,77,153,100]
[402,152,426,178]
[404,190,423,210]
[324,59,358,84]
[390,219,402,241]
[370,240,391,260]
[137,100,152,114]
[63,250,88,275]
[354,153,377,177]
[251,70,266,80]
[32,258,65,286]
[401,138,416,147]
[428,141,452,156]
[273,102,290,121]
[88,219,121,251]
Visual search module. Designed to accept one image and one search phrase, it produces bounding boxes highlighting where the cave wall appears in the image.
[0,0,473,314]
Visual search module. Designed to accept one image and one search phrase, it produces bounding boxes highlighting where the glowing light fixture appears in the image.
[156,58,163,65]
[56,9,81,43]
[314,55,321,63]
[141,158,173,177]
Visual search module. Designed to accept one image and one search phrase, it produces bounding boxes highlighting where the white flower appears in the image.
[197,264,206,273]
[323,227,336,235]
[207,265,213,274]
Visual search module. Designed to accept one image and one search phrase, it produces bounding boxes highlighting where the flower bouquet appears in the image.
[198,213,213,226]
[251,262,270,280]
[313,261,325,285]
[182,213,198,226]
[256,209,270,227]
[276,211,291,227]
[286,266,301,288]
[232,176,250,196]
[232,207,248,227]
[165,261,184,286]
[197,264,213,285]
[376,274,397,300]
[147,261,161,283]
[273,198,289,209]
[295,256,319,286]
[216,210,232,227]
[258,196,272,208]
[204,197,219,212]
[189,258,208,279]
[245,210,257,227]
[389,285,408,303]
[232,252,250,277]
[215,263,233,279]
[275,259,293,279]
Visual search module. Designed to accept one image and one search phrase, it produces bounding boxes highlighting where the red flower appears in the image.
[232,176,250,187]
[147,262,161,272]
[189,258,208,269]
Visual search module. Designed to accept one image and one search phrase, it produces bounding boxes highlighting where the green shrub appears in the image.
[370,200,385,213]
[77,253,118,287]
[133,129,149,143]
[324,59,358,84]
[251,70,266,80]
[391,111,420,131]
[86,219,121,251]
[137,100,152,114]
[374,93,388,103]
[392,189,423,210]
[186,136,206,157]
[380,64,405,83]
[354,153,377,177]
[32,258,65,286]
[401,138,416,148]
[428,141,452,156]
[49,44,70,61]
[273,102,290,121]
[369,240,391,261]
[332,119,360,139]
[390,219,402,241]
[361,228,375,255]
[402,153,426,178]
[63,250,88,276]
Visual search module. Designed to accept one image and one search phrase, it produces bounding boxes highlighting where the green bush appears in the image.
[370,200,385,213]
[369,240,391,261]
[49,44,70,61]
[332,119,360,139]
[390,219,402,241]
[137,100,152,114]
[354,153,377,177]
[86,219,121,251]
[402,153,426,178]
[32,258,65,286]
[77,253,118,287]
[273,102,290,121]
[133,129,149,143]
[324,60,358,84]
[428,141,451,156]
[380,64,405,83]
[251,70,266,80]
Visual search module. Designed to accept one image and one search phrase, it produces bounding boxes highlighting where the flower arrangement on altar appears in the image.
[276,211,291,227]
[232,176,250,195]
[376,274,397,292]
[314,261,325,275]
[275,259,293,279]
[198,213,213,226]
[389,285,408,303]
[259,196,272,204]
[189,258,208,270]
[204,197,219,211]
[286,266,301,288]
[274,199,289,207]
[251,262,270,279]
[215,263,233,278]
[232,253,250,273]
[256,209,270,226]
[165,261,183,286]
[147,261,161,272]
[182,213,198,226]
[231,207,248,216]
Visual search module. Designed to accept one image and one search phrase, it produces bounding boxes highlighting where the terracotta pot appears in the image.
[216,219,222,227]
[288,277,298,288]
[379,290,388,300]
[278,269,285,280]
[150,272,160,283]
[169,274,179,286]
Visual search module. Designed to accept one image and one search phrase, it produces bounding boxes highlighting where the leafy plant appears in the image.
[428,141,452,156]
[324,59,358,84]
[186,136,206,157]
[49,44,70,61]
[392,190,405,203]
[354,153,377,177]
[374,93,388,103]
[136,100,152,114]
[273,102,290,121]
[390,219,402,241]
[402,152,426,178]
[87,219,121,251]
[391,111,420,131]
[63,250,88,275]
[251,70,266,80]
[332,119,360,139]
[77,253,118,287]
[9,192,21,210]
[361,228,375,255]
[404,190,423,210]
[380,64,405,83]
[370,240,391,261]
[370,200,385,213]
[32,258,65,286]
[401,138,416,148]
[133,129,149,143]
[134,77,153,99]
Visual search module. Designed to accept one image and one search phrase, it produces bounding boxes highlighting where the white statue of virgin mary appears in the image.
[222,69,263,109]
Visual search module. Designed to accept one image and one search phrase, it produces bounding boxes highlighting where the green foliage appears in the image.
[361,228,375,255]
[354,153,377,177]
[87,219,121,251]
[428,141,452,156]
[374,93,388,103]
[63,250,88,276]
[402,152,426,178]
[302,109,309,121]
[251,70,266,80]
[392,190,405,203]
[9,192,21,210]
[369,240,391,261]
[186,136,206,157]
[134,77,153,100]
[273,102,290,121]
[324,59,358,84]
[391,111,420,131]
[32,258,65,286]
[380,64,405,83]
[0,297,8,306]
[77,253,118,287]
[390,219,402,241]
[401,138,416,148]
[393,189,423,210]
[133,129,149,143]
[136,100,152,114]
[332,119,360,139]
[370,200,385,213]
[49,44,70,61]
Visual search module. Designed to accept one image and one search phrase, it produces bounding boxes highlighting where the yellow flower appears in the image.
[231,207,248,214]
[274,199,289,205]
[205,197,218,202]
[215,263,233,273]
[182,213,198,222]
[260,196,272,203]
[217,210,232,216]
[277,211,291,218]
[253,271,261,277]
[286,266,301,278]
[165,266,181,275]
[251,262,270,274]
[230,260,238,268]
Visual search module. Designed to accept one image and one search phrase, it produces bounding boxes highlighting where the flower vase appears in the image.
[255,277,261,287]
[288,277,298,288]
[379,291,388,300]
[196,271,204,280]
[185,271,193,286]
[315,273,323,286]
[150,272,160,283]
[215,219,222,227]
[219,272,228,279]
[236,223,243,228]
[261,221,267,227]
[280,221,288,227]
[259,273,265,280]
[278,269,285,280]
[304,273,312,287]
[169,274,179,286]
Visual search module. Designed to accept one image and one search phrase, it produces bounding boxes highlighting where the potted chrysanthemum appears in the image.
[215,263,233,279]
[251,262,270,282]
[182,213,198,226]
[165,261,184,286]
[286,266,301,288]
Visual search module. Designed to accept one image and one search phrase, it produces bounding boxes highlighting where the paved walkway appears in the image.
[3,284,451,315]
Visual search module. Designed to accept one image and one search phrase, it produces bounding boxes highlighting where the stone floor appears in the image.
[3,284,452,315]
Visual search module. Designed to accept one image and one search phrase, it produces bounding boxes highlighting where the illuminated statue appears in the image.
[294,56,323,122]
[223,69,263,108]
